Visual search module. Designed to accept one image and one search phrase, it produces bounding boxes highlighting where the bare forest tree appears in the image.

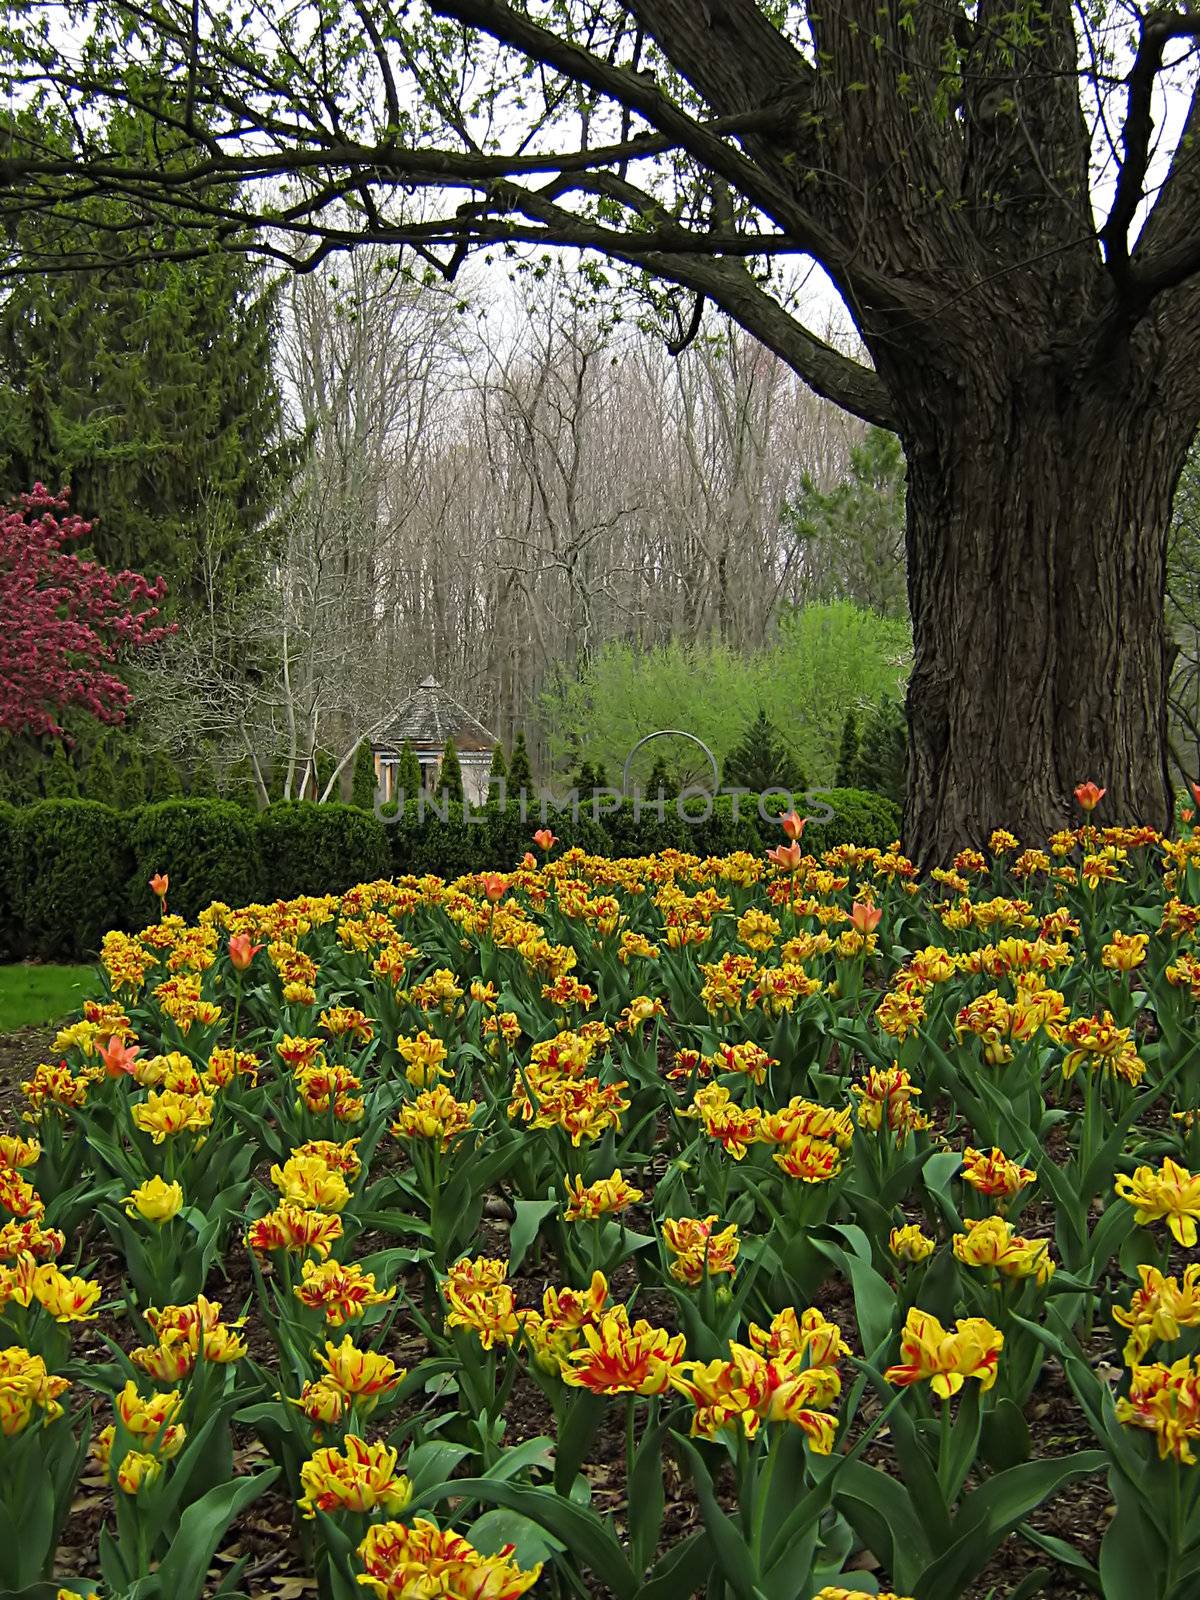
[142,259,865,780]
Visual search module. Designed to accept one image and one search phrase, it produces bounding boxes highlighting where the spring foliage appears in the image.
[0,487,171,738]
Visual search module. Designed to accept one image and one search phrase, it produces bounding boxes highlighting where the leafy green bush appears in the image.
[126,801,263,925]
[257,803,390,900]
[384,799,479,880]
[687,794,767,857]
[12,800,132,960]
[802,787,901,852]
[381,799,605,878]
[540,601,911,785]
[587,798,690,858]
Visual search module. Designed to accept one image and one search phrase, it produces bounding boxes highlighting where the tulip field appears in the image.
[8,812,1200,1600]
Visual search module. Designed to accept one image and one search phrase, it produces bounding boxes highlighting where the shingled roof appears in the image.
[374,677,496,754]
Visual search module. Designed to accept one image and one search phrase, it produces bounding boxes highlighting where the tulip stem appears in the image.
[624,1395,638,1519]
[751,1424,781,1562]
[937,1397,952,1498]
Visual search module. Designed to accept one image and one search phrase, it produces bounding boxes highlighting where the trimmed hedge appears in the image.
[126,800,264,925]
[0,788,901,958]
[258,803,390,900]
[383,800,608,880]
[801,787,901,853]
[12,800,132,961]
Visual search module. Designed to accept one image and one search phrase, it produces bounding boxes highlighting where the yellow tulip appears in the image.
[124,1176,184,1224]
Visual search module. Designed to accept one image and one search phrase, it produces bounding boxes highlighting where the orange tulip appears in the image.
[1191,781,1200,807]
[148,872,169,899]
[479,872,508,902]
[779,810,806,841]
[97,1036,141,1079]
[850,901,882,935]
[228,933,263,972]
[1074,780,1106,813]
[532,828,557,851]
[766,841,803,872]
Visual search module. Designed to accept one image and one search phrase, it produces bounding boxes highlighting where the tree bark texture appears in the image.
[895,343,1189,856]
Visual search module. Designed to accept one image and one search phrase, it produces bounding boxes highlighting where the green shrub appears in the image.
[589,798,688,857]
[801,787,901,852]
[12,800,132,961]
[126,800,263,925]
[688,794,766,857]
[381,799,603,879]
[383,799,471,880]
[257,803,391,900]
[396,741,423,800]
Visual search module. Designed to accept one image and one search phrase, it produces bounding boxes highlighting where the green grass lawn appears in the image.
[0,963,94,1032]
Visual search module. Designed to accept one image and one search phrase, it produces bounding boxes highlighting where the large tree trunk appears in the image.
[899,349,1192,863]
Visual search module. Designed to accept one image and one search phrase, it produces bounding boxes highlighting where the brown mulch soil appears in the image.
[2,1022,1112,1599]
[0,1023,54,1118]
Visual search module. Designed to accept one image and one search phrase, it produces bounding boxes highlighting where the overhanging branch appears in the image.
[1101,11,1200,286]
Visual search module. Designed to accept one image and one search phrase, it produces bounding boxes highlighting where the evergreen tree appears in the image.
[722,710,806,795]
[315,749,337,802]
[851,698,908,808]
[266,751,289,803]
[351,740,377,810]
[148,749,184,802]
[836,710,861,789]
[82,739,120,808]
[574,758,598,794]
[189,746,220,799]
[122,747,148,810]
[398,740,423,801]
[509,731,534,793]
[224,754,261,810]
[0,105,294,612]
[0,737,41,804]
[785,428,908,621]
[438,740,464,803]
[486,741,508,807]
[645,752,674,800]
[43,742,79,798]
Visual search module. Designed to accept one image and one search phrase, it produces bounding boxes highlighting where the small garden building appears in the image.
[372,676,496,805]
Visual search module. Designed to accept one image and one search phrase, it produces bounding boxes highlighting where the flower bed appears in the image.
[7,818,1200,1600]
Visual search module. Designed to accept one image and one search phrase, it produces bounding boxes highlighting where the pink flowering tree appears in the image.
[0,485,172,737]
